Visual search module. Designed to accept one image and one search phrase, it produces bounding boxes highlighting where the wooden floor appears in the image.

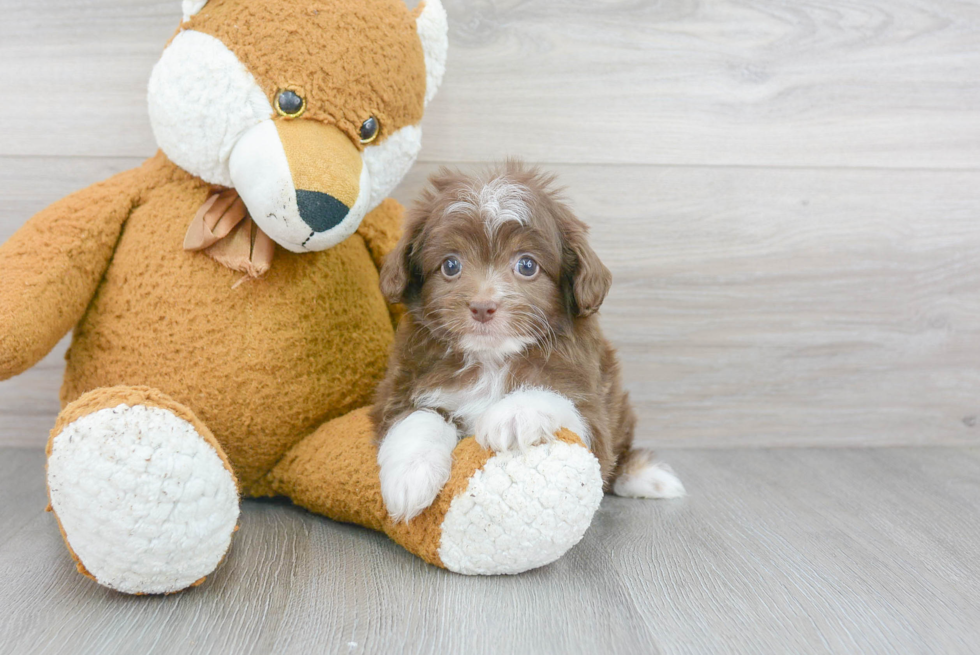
[1,446,979,654]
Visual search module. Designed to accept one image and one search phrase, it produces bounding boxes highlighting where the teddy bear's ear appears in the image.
[182,0,208,22]
[414,0,448,106]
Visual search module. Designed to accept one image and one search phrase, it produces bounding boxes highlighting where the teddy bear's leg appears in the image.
[265,407,604,575]
[46,386,239,594]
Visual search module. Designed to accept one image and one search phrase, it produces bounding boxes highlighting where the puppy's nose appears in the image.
[469,301,497,323]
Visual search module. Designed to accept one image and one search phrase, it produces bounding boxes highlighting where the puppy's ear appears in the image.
[380,198,433,305]
[428,167,456,192]
[379,217,422,305]
[558,208,612,317]
[381,168,461,304]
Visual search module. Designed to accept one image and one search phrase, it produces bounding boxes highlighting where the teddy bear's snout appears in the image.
[229,117,369,253]
[275,118,364,238]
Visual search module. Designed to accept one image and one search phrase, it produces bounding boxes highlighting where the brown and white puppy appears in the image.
[372,163,684,522]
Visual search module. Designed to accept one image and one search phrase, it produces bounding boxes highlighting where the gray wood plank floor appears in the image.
[2,446,979,654]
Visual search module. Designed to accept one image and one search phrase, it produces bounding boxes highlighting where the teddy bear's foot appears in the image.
[433,435,603,574]
[47,386,240,594]
[267,408,603,576]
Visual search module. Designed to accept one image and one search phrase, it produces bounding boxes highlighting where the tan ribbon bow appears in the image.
[183,188,275,284]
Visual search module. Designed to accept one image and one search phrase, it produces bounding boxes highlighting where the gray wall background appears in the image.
[2,0,979,448]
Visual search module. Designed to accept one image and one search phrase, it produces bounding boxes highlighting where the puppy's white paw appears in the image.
[613,451,686,499]
[378,410,459,523]
[475,388,590,453]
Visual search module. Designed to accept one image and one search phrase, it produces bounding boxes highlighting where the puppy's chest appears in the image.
[413,364,513,434]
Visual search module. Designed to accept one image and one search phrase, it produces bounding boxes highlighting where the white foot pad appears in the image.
[48,404,239,594]
[438,440,603,575]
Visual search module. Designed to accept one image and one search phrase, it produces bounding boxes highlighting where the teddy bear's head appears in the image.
[148,0,447,252]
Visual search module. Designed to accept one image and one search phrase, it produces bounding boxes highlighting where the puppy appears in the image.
[372,163,684,522]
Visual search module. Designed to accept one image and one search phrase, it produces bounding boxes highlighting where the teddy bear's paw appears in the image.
[437,437,603,575]
[47,403,239,594]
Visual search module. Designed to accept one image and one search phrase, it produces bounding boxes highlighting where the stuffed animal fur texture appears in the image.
[0,0,603,594]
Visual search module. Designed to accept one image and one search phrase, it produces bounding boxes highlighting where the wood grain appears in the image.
[0,0,978,168]
[3,157,980,448]
[2,0,980,448]
[2,446,979,654]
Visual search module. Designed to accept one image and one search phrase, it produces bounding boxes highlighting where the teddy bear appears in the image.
[0,0,603,594]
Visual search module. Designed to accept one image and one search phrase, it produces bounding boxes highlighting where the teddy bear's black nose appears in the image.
[295,190,350,233]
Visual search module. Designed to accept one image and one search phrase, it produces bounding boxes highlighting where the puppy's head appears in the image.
[381,162,611,357]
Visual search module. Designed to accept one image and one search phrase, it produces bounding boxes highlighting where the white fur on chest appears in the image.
[414,362,510,435]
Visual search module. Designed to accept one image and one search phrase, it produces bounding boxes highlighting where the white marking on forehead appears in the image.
[446,177,531,235]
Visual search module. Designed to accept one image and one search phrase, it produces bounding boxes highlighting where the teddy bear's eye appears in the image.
[359,116,380,144]
[441,256,462,278]
[275,90,305,118]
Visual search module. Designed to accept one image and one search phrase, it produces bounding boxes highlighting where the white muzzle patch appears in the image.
[228,120,375,253]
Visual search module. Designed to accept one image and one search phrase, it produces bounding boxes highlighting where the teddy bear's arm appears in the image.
[357,198,407,326]
[0,166,147,380]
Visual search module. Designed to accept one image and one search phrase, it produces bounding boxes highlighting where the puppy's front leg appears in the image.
[476,388,590,453]
[378,410,459,522]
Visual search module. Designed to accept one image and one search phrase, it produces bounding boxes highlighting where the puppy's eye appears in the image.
[515,256,538,278]
[359,116,380,144]
[275,90,305,118]
[441,256,462,278]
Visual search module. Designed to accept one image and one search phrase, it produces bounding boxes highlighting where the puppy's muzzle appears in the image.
[275,119,361,234]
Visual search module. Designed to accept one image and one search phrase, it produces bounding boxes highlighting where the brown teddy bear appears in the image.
[0,0,603,594]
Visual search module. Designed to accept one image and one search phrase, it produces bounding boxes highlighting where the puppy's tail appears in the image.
[611,448,686,499]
